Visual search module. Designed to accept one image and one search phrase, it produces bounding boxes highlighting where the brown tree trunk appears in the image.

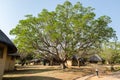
[50,60,53,66]
[78,60,80,67]
[111,64,114,71]
[61,62,67,69]
[60,54,68,69]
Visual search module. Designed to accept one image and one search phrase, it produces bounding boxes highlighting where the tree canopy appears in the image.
[10,1,116,68]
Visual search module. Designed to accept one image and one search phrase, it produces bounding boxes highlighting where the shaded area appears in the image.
[3,65,95,80]
[64,67,93,73]
[3,76,62,80]
[5,68,59,75]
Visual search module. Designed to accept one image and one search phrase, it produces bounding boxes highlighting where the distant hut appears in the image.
[71,55,78,66]
[67,55,86,67]
[0,30,17,79]
[29,59,41,65]
[89,54,103,63]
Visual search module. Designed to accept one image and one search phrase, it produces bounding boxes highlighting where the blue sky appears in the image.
[0,0,120,41]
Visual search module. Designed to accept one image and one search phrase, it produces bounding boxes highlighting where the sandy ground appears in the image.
[3,64,120,80]
[3,65,93,80]
[76,71,120,80]
[87,71,120,80]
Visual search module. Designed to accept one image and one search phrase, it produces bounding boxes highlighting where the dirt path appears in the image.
[87,71,120,80]
[75,70,120,80]
[75,74,94,80]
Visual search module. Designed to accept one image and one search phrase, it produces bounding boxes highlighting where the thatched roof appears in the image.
[89,54,102,62]
[0,30,17,53]
[8,53,19,57]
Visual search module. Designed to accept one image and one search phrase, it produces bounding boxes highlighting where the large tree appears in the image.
[10,1,116,69]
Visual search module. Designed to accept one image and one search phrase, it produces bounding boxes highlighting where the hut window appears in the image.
[0,47,3,58]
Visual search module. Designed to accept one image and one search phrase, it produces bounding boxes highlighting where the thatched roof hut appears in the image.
[0,30,17,53]
[8,53,20,57]
[89,54,103,63]
[0,30,17,79]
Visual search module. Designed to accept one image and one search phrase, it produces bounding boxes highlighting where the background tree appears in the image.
[101,37,120,64]
[10,1,116,69]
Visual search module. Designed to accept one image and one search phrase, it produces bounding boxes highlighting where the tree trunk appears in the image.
[60,55,68,69]
[78,60,80,67]
[111,64,114,71]
[61,62,67,69]
[50,60,53,66]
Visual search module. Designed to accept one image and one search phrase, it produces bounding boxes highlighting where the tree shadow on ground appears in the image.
[63,67,93,76]
[3,76,62,80]
[4,68,59,75]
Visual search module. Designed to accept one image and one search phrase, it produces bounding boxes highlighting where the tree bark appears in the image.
[50,60,53,66]
[61,62,67,69]
[78,60,80,67]
[111,64,114,71]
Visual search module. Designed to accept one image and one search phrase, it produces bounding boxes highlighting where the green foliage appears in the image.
[100,40,120,64]
[10,1,116,64]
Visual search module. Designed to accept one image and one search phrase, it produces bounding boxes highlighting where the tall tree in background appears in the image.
[101,37,120,64]
[10,1,116,69]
